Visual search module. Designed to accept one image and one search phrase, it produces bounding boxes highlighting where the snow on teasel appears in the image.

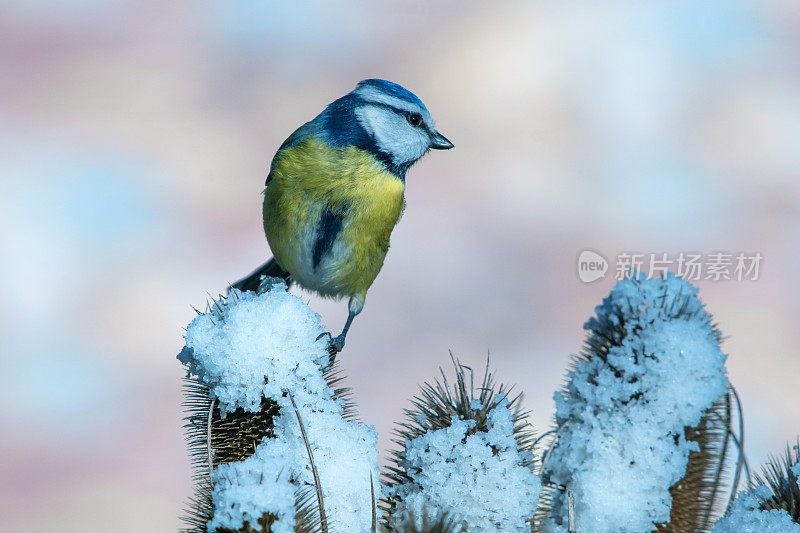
[180,280,331,417]
[385,361,541,531]
[711,488,800,533]
[542,274,729,533]
[208,405,380,533]
[713,441,800,530]
[180,280,379,533]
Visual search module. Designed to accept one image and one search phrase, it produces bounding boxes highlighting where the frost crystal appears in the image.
[711,489,800,532]
[181,281,379,532]
[543,275,729,533]
[389,398,541,531]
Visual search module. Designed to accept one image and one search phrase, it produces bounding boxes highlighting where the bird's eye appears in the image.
[407,113,423,127]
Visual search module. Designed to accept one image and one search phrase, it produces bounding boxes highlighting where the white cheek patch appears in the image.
[356,105,430,165]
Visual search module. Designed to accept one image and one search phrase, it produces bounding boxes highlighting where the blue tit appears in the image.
[231,79,453,353]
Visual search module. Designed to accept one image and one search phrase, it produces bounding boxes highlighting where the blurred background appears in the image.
[2,1,799,531]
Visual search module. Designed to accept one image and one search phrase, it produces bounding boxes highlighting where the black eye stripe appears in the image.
[356,100,425,128]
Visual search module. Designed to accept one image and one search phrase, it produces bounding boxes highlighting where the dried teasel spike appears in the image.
[750,439,800,522]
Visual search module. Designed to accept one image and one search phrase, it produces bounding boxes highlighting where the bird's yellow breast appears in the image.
[263,138,405,298]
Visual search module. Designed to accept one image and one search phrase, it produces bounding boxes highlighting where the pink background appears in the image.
[2,2,798,531]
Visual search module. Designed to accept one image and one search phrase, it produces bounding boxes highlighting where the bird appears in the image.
[231,79,453,353]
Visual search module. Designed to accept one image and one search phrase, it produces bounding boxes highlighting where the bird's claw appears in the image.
[329,335,345,354]
[328,336,344,365]
[316,331,345,364]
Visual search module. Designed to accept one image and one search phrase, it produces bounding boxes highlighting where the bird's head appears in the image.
[321,79,453,177]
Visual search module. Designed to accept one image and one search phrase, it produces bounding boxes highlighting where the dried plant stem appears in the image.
[288,391,329,533]
[726,386,749,509]
[370,471,377,533]
[703,391,732,528]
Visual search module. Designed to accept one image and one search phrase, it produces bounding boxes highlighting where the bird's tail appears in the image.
[229,258,292,293]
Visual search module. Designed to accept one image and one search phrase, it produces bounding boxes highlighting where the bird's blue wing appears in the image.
[265,117,327,186]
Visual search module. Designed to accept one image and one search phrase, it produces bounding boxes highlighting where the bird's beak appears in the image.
[429,130,454,150]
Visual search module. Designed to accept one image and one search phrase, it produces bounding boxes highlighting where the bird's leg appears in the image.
[329,311,355,354]
[320,295,364,360]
